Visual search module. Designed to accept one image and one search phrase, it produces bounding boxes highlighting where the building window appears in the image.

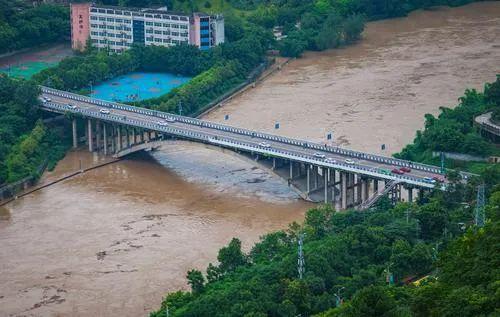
[146,29,153,34]
[145,22,153,26]
[154,30,161,34]
[99,17,105,21]
[154,22,161,27]
[107,18,114,22]
[91,16,97,21]
[172,32,179,36]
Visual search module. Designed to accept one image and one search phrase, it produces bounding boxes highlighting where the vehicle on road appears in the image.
[325,158,336,164]
[433,176,444,183]
[345,159,355,164]
[314,152,326,159]
[259,142,271,148]
[392,168,404,175]
[157,121,168,126]
[100,109,110,114]
[45,97,51,102]
[400,167,411,173]
[67,104,77,110]
[424,177,437,184]
[379,169,391,175]
[166,116,176,123]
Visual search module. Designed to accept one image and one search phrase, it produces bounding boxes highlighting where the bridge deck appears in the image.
[40,86,452,189]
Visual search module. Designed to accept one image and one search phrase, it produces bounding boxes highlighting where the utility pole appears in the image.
[297,233,305,279]
[440,152,445,174]
[475,184,485,227]
[178,100,183,116]
[334,286,345,307]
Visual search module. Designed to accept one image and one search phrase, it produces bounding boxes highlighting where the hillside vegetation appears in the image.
[150,163,500,316]
[0,0,69,54]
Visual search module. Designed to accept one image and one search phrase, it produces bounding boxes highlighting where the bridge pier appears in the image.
[126,127,131,148]
[306,165,311,194]
[87,119,93,152]
[72,119,78,149]
[341,172,347,210]
[96,121,102,152]
[331,170,337,208]
[324,168,329,203]
[132,128,136,145]
[408,187,413,203]
[103,123,108,155]
[117,126,122,151]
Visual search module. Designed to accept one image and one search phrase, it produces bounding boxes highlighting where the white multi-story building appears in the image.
[71,3,224,53]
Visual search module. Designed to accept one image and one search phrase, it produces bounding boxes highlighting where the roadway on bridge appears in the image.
[41,90,445,187]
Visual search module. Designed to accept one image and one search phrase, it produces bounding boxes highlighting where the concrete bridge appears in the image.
[40,86,453,210]
[475,112,500,142]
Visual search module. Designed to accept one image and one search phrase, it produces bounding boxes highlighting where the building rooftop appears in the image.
[89,3,213,18]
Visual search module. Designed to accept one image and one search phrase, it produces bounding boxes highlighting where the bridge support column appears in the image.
[408,187,413,203]
[96,121,102,152]
[126,128,131,148]
[140,130,144,143]
[356,175,362,205]
[289,161,294,180]
[117,126,122,152]
[306,165,311,194]
[331,170,336,208]
[87,119,93,152]
[110,125,116,154]
[361,179,369,203]
[72,119,78,149]
[324,168,329,203]
[132,128,136,145]
[373,179,379,193]
[341,172,347,210]
[103,124,108,155]
[314,166,319,190]
[272,158,277,170]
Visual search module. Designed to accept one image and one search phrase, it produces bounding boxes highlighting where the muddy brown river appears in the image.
[1,2,499,316]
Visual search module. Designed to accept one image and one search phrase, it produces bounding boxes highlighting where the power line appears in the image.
[298,233,305,279]
[475,184,485,227]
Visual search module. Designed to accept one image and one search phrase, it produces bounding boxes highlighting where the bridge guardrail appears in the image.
[42,101,437,188]
[41,86,445,175]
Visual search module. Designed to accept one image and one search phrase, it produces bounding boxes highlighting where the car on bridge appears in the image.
[166,116,176,123]
[391,168,404,175]
[67,103,77,110]
[379,169,391,175]
[345,159,355,164]
[325,158,336,164]
[424,177,437,184]
[314,152,326,159]
[400,167,411,173]
[259,142,271,148]
[157,121,168,126]
[100,109,111,115]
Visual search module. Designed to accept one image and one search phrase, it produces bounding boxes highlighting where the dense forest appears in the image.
[0,0,69,54]
[0,75,68,184]
[396,76,500,165]
[150,163,499,316]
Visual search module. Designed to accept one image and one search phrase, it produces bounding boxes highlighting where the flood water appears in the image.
[206,2,500,155]
[1,2,499,316]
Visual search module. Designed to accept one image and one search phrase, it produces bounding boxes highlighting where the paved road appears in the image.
[475,112,500,136]
[40,87,449,189]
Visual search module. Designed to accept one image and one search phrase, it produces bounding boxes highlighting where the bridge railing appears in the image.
[41,86,444,175]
